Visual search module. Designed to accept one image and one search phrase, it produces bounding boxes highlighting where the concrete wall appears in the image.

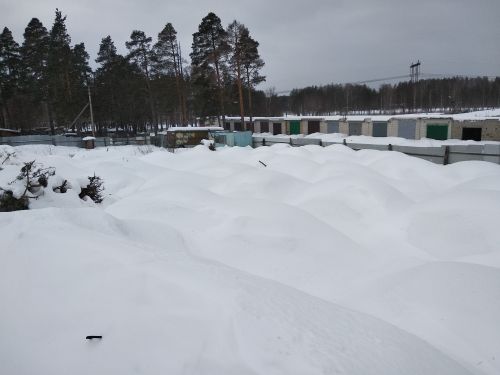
[451,120,500,141]
[387,119,398,137]
[253,135,500,165]
[253,121,261,133]
[319,120,328,134]
[362,120,371,136]
[300,120,308,135]
[339,121,349,135]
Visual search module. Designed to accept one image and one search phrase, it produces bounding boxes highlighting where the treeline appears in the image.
[0,10,270,134]
[289,77,500,115]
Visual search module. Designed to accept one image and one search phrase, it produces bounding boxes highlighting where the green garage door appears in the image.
[290,120,300,135]
[426,124,448,140]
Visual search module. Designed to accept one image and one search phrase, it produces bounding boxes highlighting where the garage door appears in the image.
[348,122,362,136]
[398,119,416,139]
[462,127,482,141]
[273,122,282,135]
[308,121,320,134]
[260,121,269,133]
[372,122,387,137]
[326,121,339,133]
[426,124,448,140]
[290,120,301,135]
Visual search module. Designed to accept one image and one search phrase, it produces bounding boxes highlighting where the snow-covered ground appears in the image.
[1,144,499,375]
[254,132,500,147]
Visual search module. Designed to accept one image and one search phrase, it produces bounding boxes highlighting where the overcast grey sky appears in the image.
[2,0,499,92]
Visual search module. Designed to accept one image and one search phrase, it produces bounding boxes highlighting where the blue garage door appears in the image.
[398,119,416,139]
[372,122,387,137]
[348,122,362,136]
[326,121,339,133]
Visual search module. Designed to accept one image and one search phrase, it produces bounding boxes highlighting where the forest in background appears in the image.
[1,9,498,135]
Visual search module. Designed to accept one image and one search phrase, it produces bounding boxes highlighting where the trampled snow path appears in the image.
[1,144,499,374]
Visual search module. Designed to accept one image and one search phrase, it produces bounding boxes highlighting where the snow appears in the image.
[166,126,224,132]
[255,132,500,147]
[227,109,500,122]
[1,143,500,374]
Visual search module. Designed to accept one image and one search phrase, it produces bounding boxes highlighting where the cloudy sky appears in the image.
[2,0,499,92]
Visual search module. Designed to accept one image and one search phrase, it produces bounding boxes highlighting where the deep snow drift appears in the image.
[1,144,499,375]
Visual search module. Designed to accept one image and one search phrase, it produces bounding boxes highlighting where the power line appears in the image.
[275,72,499,95]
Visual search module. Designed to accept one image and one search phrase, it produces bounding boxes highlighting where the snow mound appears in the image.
[0,209,471,375]
[1,144,499,374]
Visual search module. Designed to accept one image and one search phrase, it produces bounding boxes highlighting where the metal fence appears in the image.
[0,135,161,148]
[252,136,500,165]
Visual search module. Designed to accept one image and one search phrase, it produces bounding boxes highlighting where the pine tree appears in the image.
[69,42,91,132]
[95,36,146,133]
[226,20,246,128]
[95,36,117,67]
[239,28,265,126]
[20,18,49,104]
[191,12,229,126]
[47,8,73,133]
[0,27,21,129]
[126,30,157,131]
[154,23,187,125]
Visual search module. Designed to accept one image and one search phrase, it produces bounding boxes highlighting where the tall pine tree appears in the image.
[0,27,21,129]
[240,28,265,126]
[227,20,247,128]
[126,30,157,131]
[154,23,187,125]
[191,12,229,126]
[21,18,49,104]
[47,8,73,133]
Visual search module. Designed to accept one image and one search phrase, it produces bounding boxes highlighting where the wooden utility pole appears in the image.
[87,80,95,136]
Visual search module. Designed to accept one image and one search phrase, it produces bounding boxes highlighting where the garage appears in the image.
[372,122,387,137]
[426,124,448,140]
[272,122,282,135]
[462,127,482,141]
[398,119,417,139]
[308,121,320,134]
[260,121,269,133]
[289,120,301,135]
[348,122,362,136]
[326,120,339,133]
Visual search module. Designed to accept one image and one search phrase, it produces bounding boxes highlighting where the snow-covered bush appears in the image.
[79,174,104,203]
[0,190,29,212]
[0,160,55,212]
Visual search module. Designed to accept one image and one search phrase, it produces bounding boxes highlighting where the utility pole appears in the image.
[410,60,421,112]
[87,77,95,137]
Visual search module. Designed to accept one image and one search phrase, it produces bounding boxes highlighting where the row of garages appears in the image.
[222,117,500,141]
